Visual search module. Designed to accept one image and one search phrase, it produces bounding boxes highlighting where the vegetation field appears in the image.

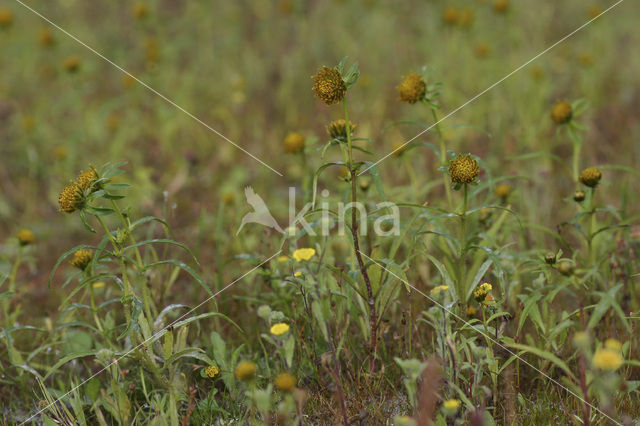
[1,0,639,424]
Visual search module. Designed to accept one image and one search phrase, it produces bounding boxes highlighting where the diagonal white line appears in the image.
[14,0,284,177]
[357,250,622,425]
[359,0,626,176]
[22,250,282,425]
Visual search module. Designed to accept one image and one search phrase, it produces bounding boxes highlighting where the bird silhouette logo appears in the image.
[236,186,284,235]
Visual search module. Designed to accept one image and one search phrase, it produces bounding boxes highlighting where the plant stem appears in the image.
[432,109,453,210]
[459,184,468,302]
[3,246,23,328]
[344,98,378,372]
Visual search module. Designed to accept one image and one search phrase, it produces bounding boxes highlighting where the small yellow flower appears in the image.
[430,285,449,296]
[312,66,346,105]
[17,229,35,246]
[494,183,511,199]
[274,372,296,392]
[593,348,623,371]
[235,361,257,381]
[205,365,219,378]
[449,154,479,184]
[326,119,356,140]
[277,256,289,263]
[579,167,602,188]
[58,183,84,213]
[71,249,93,271]
[92,281,105,289]
[466,305,477,316]
[38,28,54,47]
[443,398,461,411]
[550,101,572,124]
[64,56,81,73]
[76,169,98,191]
[604,338,622,352]
[270,323,290,336]
[283,132,306,154]
[0,8,13,28]
[473,283,492,302]
[573,331,590,348]
[292,248,316,262]
[397,72,426,104]
[293,271,302,277]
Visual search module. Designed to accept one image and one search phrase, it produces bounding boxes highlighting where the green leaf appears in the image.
[44,350,99,380]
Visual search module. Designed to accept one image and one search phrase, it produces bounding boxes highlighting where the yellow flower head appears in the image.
[442,7,459,26]
[430,285,449,296]
[326,119,356,141]
[293,271,302,277]
[579,167,602,188]
[604,338,622,352]
[274,372,296,392]
[312,66,346,105]
[0,8,13,28]
[449,154,479,184]
[573,190,585,202]
[392,141,409,157]
[64,56,81,73]
[397,72,426,104]
[270,323,290,336]
[473,283,492,302]
[71,249,93,271]
[76,169,99,192]
[283,132,306,154]
[593,348,623,371]
[92,281,105,289]
[17,229,35,246]
[466,305,477,316]
[277,256,289,263]
[493,0,509,14]
[292,248,316,262]
[38,28,54,47]
[494,183,511,199]
[443,398,461,411]
[132,2,149,19]
[235,361,257,381]
[205,365,219,378]
[550,101,572,124]
[58,183,84,213]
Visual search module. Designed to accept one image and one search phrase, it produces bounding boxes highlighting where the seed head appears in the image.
[326,119,355,141]
[449,154,479,184]
[58,183,84,213]
[132,3,149,19]
[493,0,509,13]
[283,132,305,154]
[64,56,81,73]
[17,229,35,246]
[544,252,556,265]
[71,249,93,271]
[312,67,346,105]
[494,183,511,199]
[0,8,13,28]
[274,372,296,392]
[38,28,54,47]
[579,167,601,188]
[550,101,572,124]
[573,190,585,202]
[397,72,426,104]
[473,282,492,302]
[442,7,459,26]
[235,361,257,381]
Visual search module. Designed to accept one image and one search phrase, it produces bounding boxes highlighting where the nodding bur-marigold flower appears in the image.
[326,119,355,141]
[449,154,479,184]
[312,67,346,105]
[494,183,511,199]
[557,260,574,276]
[58,183,84,213]
[493,0,509,13]
[76,169,99,192]
[442,7,459,26]
[544,252,557,265]
[235,361,257,381]
[132,2,149,19]
[442,399,461,415]
[397,72,426,104]
[71,249,93,271]
[579,167,602,188]
[205,365,219,378]
[0,8,13,28]
[17,229,35,246]
[593,348,623,371]
[473,283,492,302]
[274,372,296,392]
[38,28,54,47]
[64,56,81,73]
[550,101,572,124]
[573,190,586,202]
[283,132,306,154]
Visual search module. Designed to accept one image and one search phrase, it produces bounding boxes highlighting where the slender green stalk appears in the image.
[3,246,23,327]
[432,109,453,210]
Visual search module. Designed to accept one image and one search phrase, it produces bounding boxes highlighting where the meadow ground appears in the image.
[1,0,639,424]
